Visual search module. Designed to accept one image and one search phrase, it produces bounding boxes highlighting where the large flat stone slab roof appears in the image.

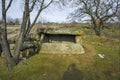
[38,28,83,36]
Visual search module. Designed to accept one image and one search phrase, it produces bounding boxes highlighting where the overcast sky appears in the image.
[0,0,74,23]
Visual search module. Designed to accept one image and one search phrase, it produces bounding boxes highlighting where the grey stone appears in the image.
[39,43,85,54]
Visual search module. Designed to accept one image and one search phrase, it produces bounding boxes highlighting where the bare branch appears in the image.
[29,0,37,12]
[25,0,53,35]
[5,0,13,12]
[31,0,53,26]
[68,0,120,35]
[42,0,53,9]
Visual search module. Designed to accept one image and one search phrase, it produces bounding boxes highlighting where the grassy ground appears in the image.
[0,23,120,80]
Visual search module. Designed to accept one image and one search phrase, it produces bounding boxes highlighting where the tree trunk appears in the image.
[13,0,29,63]
[0,32,16,69]
[13,14,28,63]
[94,25,101,36]
[0,0,16,69]
[13,32,25,63]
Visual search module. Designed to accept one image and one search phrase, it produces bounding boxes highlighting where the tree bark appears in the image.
[93,25,101,36]
[0,0,16,69]
[13,32,25,63]
[92,18,101,36]
[13,0,29,63]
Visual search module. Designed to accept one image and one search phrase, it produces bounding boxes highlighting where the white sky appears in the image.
[0,0,74,23]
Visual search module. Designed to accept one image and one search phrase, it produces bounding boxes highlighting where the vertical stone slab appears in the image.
[75,36,82,44]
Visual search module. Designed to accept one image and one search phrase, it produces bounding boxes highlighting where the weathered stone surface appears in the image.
[38,28,84,36]
[38,27,85,54]
[39,43,85,54]
[75,36,83,44]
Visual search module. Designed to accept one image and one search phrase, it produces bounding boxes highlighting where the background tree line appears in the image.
[0,17,21,25]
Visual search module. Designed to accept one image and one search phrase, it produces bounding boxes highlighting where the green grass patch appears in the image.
[0,23,120,80]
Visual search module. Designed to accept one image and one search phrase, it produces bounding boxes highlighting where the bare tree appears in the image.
[13,0,53,63]
[0,0,53,69]
[0,0,15,69]
[68,0,120,36]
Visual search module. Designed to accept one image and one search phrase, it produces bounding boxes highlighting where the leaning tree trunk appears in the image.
[13,0,30,63]
[13,32,25,63]
[13,15,28,63]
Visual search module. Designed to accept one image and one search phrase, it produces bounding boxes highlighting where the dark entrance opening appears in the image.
[43,34,75,43]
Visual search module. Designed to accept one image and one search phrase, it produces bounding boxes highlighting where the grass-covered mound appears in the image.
[0,35,119,80]
[0,23,119,80]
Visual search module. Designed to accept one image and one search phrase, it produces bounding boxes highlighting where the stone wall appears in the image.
[39,43,85,54]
